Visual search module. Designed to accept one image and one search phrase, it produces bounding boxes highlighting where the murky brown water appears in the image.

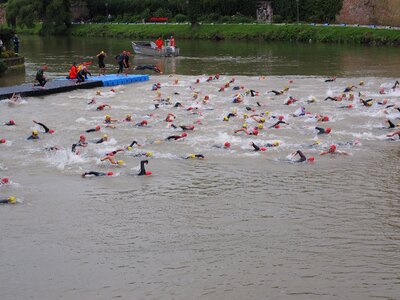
[1,36,400,299]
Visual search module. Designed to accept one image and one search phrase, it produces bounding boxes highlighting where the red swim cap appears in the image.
[224,142,231,148]
[95,125,101,130]
[322,116,329,121]
[1,177,9,184]
[260,147,267,151]
[252,129,259,135]
[110,88,116,92]
[308,156,315,162]
[181,132,187,137]
[145,171,152,176]
[9,120,15,125]
[49,129,55,134]
[80,134,86,140]
[196,79,200,83]
[289,80,294,83]
[141,120,148,125]
[275,125,280,129]
[107,171,113,176]
[325,128,331,133]
[278,115,284,121]
[0,138,5,144]
[330,144,336,150]
[204,95,209,100]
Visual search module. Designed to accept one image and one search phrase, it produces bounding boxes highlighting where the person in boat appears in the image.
[169,35,176,53]
[82,171,113,178]
[67,62,78,79]
[33,120,54,134]
[96,51,107,75]
[155,36,163,50]
[34,65,47,88]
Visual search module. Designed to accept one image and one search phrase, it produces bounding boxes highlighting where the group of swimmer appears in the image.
[3,70,400,204]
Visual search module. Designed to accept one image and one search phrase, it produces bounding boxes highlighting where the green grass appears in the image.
[18,23,400,45]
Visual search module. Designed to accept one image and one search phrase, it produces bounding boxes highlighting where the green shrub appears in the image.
[175,14,187,23]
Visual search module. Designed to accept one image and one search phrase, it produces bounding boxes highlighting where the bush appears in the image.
[0,60,8,76]
[1,50,16,58]
[175,14,187,23]
[273,14,283,23]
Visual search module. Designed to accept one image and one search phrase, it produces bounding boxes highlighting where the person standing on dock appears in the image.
[96,51,107,75]
[155,36,163,50]
[116,51,127,74]
[169,35,176,53]
[34,65,48,88]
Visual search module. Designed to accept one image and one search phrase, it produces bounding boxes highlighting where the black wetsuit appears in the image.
[95,138,106,144]
[35,122,50,133]
[4,121,15,126]
[173,102,183,108]
[269,90,283,95]
[71,141,87,152]
[116,54,125,74]
[0,198,13,204]
[185,154,205,159]
[76,69,91,83]
[251,142,261,151]
[269,120,288,128]
[166,135,182,141]
[27,135,39,140]
[35,69,46,87]
[325,78,335,82]
[128,140,139,148]
[246,90,257,97]
[226,113,236,119]
[98,53,106,68]
[392,80,399,89]
[86,128,98,133]
[324,97,339,101]
[316,127,329,134]
[134,65,161,73]
[294,150,307,162]
[138,160,148,176]
[387,120,396,129]
[83,171,107,177]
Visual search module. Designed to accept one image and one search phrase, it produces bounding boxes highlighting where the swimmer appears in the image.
[138,160,152,176]
[9,93,21,103]
[123,114,133,122]
[95,134,108,144]
[86,125,101,133]
[166,132,187,141]
[325,76,336,82]
[96,104,111,111]
[392,80,399,89]
[87,98,96,105]
[269,120,289,128]
[213,142,231,149]
[384,119,397,129]
[104,115,117,124]
[101,155,124,165]
[27,129,39,140]
[135,120,148,127]
[360,98,373,107]
[165,113,176,122]
[245,89,258,97]
[44,146,60,151]
[338,104,353,109]
[265,141,280,148]
[173,102,184,108]
[81,171,113,178]
[251,115,266,123]
[290,150,315,163]
[315,127,331,135]
[71,134,88,152]
[284,96,298,105]
[33,120,54,133]
[387,130,400,139]
[1,177,9,185]
[343,85,356,93]
[133,151,153,158]
[170,124,195,131]
[324,96,342,101]
[127,140,141,150]
[268,87,289,95]
[0,138,6,144]
[316,115,329,122]
[133,65,162,73]
[0,196,17,204]
[251,142,267,152]
[4,120,15,126]
[185,154,205,159]
[320,144,350,155]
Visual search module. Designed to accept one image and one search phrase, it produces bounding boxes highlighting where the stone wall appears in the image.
[337,0,400,26]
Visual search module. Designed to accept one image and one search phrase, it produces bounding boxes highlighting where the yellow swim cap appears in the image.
[273,141,280,146]
[96,90,101,95]
[223,116,229,121]
[264,111,270,115]
[258,124,263,129]
[105,115,110,119]
[243,114,248,119]
[117,160,124,165]
[32,130,38,135]
[126,114,131,118]
[315,140,321,145]
[103,134,108,139]
[127,146,132,151]
[146,151,153,157]
[8,196,16,203]
[367,102,373,106]
[242,123,247,128]
[260,117,266,123]
[188,154,195,159]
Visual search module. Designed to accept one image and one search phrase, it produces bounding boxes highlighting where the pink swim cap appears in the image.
[95,125,101,130]
[1,177,9,184]
[80,134,86,140]
[224,142,231,148]
[278,115,284,121]
[9,120,15,125]
[181,132,187,137]
[260,147,267,151]
[49,129,55,134]
[308,156,315,162]
[0,138,5,144]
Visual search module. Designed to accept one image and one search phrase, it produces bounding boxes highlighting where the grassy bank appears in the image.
[19,23,400,45]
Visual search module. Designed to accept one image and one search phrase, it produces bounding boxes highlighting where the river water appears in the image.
[0,36,399,300]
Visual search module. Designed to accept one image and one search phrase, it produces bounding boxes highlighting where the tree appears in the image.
[187,0,202,27]
[41,0,71,35]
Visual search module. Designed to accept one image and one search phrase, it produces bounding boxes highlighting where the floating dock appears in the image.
[0,74,149,100]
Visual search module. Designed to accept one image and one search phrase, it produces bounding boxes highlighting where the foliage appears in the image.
[69,23,400,46]
[6,0,72,34]
[0,27,15,49]
[175,14,188,23]
[0,60,8,76]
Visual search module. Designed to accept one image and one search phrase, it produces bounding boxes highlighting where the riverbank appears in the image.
[17,23,400,45]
